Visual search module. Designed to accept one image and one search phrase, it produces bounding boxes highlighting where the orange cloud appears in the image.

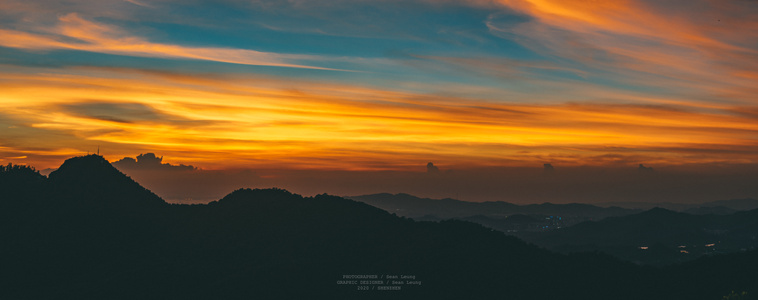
[2,66,758,170]
[475,0,758,105]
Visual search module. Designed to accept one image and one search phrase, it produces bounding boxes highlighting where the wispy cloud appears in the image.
[0,13,339,70]
[123,0,154,8]
[474,0,758,102]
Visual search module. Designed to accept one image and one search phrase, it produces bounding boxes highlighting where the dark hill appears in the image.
[597,198,758,212]
[682,205,737,215]
[702,198,758,211]
[47,154,165,210]
[1,156,757,299]
[348,193,638,220]
[0,163,46,201]
[0,163,48,223]
[520,207,758,265]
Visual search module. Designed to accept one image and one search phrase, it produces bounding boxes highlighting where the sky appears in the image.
[2,0,758,203]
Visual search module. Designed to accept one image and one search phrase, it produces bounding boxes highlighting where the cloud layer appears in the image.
[2,66,757,171]
[1,0,757,181]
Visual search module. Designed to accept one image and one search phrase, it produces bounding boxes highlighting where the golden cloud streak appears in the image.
[2,67,758,170]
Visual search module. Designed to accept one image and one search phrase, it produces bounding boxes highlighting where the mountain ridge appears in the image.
[518,206,758,265]
[348,192,638,219]
[47,154,166,210]
[2,155,757,299]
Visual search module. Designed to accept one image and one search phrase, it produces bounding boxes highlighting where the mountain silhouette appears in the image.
[2,155,757,299]
[701,198,758,211]
[348,193,637,219]
[520,207,758,265]
[0,163,46,202]
[47,154,165,210]
[682,205,737,215]
[597,198,758,212]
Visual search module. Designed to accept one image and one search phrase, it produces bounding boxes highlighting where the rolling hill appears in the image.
[1,155,756,299]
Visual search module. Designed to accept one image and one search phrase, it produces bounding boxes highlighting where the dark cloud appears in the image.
[426,162,440,173]
[113,153,196,171]
[59,101,220,128]
[61,102,170,124]
[111,153,259,203]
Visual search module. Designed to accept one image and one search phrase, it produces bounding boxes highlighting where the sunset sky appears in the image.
[2,0,758,202]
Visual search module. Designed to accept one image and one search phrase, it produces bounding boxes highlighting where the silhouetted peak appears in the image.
[395,193,418,198]
[215,188,301,206]
[638,207,680,218]
[48,154,164,208]
[362,193,394,198]
[49,155,119,182]
[50,154,108,170]
[646,207,674,213]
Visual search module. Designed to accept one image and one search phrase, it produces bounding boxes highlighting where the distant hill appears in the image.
[597,198,758,212]
[682,206,737,215]
[703,198,758,211]
[519,207,758,265]
[2,156,757,299]
[348,193,638,220]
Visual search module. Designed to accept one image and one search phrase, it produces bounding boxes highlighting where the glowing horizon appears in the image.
[2,0,758,172]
